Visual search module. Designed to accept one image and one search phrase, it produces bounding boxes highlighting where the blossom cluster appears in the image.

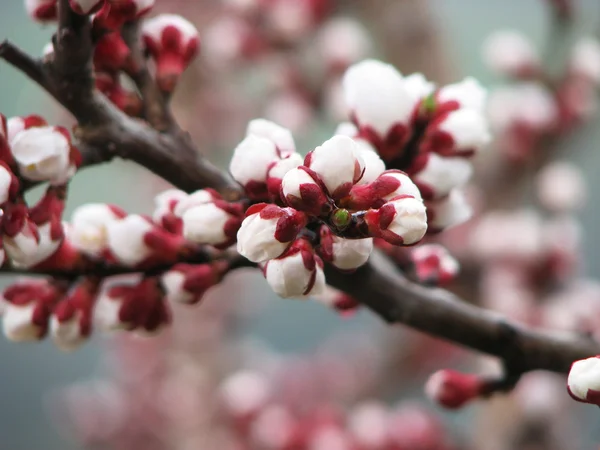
[31,0,200,113]
[483,30,600,162]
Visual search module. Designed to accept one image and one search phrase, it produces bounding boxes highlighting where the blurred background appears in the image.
[2,1,600,449]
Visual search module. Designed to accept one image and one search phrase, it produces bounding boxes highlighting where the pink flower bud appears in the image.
[437,77,487,113]
[348,169,421,211]
[425,369,483,409]
[567,356,600,405]
[221,370,270,418]
[317,18,371,71]
[343,59,417,160]
[93,0,154,30]
[365,196,427,246]
[536,161,586,213]
[69,203,127,257]
[182,200,243,248]
[411,153,472,199]
[318,226,373,270]
[2,280,62,341]
[347,402,389,449]
[25,0,57,22]
[68,0,104,15]
[281,167,331,216]
[411,244,459,285]
[237,203,307,263]
[308,426,353,450]
[142,14,200,92]
[263,239,326,298]
[229,135,280,200]
[426,190,472,232]
[50,280,97,351]
[570,37,600,84]
[305,135,365,199]
[10,126,79,184]
[250,405,297,450]
[94,31,131,71]
[161,263,220,304]
[95,72,143,116]
[482,30,539,77]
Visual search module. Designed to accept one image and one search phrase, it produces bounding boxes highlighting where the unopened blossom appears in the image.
[437,77,487,113]
[6,114,47,144]
[151,189,187,233]
[570,37,600,84]
[412,153,472,199]
[237,203,307,263]
[426,190,472,232]
[281,167,330,216]
[266,152,304,197]
[0,162,19,204]
[142,14,200,92]
[411,244,459,285]
[536,161,586,213]
[95,72,143,116]
[161,263,221,304]
[317,18,371,70]
[247,118,296,155]
[347,402,390,449]
[68,0,104,14]
[69,203,127,258]
[354,140,386,185]
[94,31,131,71]
[348,169,421,211]
[2,204,45,268]
[220,370,270,418]
[25,0,57,22]
[482,30,539,77]
[365,196,428,245]
[305,135,365,199]
[318,226,373,270]
[264,239,326,298]
[10,126,79,184]
[425,369,483,409]
[230,135,280,199]
[93,0,155,30]
[567,356,600,405]
[343,59,418,159]
[182,200,242,248]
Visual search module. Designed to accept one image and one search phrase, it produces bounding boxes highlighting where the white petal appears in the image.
[182,203,230,245]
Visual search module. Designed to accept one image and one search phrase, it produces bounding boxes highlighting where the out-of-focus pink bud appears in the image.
[25,0,57,22]
[343,59,418,160]
[318,226,372,270]
[69,203,127,258]
[142,14,200,92]
[482,30,539,77]
[570,37,600,84]
[305,135,365,200]
[94,31,131,71]
[387,404,449,449]
[567,356,600,405]
[281,167,331,216]
[161,263,221,305]
[307,425,353,450]
[411,244,459,286]
[237,203,307,263]
[426,190,472,232]
[317,18,371,71]
[365,196,427,246]
[2,280,62,341]
[536,161,586,213]
[220,370,270,419]
[10,126,80,184]
[347,402,389,449]
[250,405,297,450]
[264,239,326,298]
[425,369,484,409]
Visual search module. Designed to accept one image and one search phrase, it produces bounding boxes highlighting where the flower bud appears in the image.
[152,189,187,233]
[68,0,104,14]
[570,37,600,84]
[425,369,483,409]
[95,72,143,116]
[427,190,472,232]
[318,226,373,270]
[247,118,296,156]
[69,203,127,257]
[343,60,417,158]
[354,140,385,185]
[6,114,48,144]
[10,126,79,184]
[161,263,221,304]
[0,162,19,205]
[411,153,472,199]
[317,18,371,71]
[482,30,539,77]
[2,280,62,341]
[347,402,389,449]
[230,135,280,200]
[411,244,459,285]
[142,14,200,92]
[105,215,155,266]
[263,239,326,298]
[348,169,421,210]
[94,31,131,71]
[2,204,45,268]
[567,356,600,405]
[221,370,270,418]
[25,0,57,22]
[424,109,491,157]
[536,161,586,213]
[437,77,487,113]
[366,196,427,245]
[266,152,303,198]
[281,167,331,216]
[237,203,307,262]
[93,0,154,30]
[182,200,242,248]
[305,135,365,199]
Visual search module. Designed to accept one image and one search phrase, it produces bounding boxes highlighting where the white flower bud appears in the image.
[2,302,41,342]
[306,135,365,198]
[355,140,385,185]
[413,153,472,199]
[427,190,472,231]
[317,18,371,68]
[536,161,586,213]
[386,197,428,245]
[0,164,15,204]
[330,236,373,270]
[437,109,491,153]
[570,37,600,83]
[247,119,296,155]
[182,203,233,246]
[348,402,389,449]
[482,30,539,76]
[69,204,126,257]
[10,126,75,184]
[264,248,326,298]
[343,59,417,136]
[438,77,487,112]
[105,215,154,266]
[568,356,600,404]
[403,73,436,102]
[229,135,279,195]
[221,370,270,417]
